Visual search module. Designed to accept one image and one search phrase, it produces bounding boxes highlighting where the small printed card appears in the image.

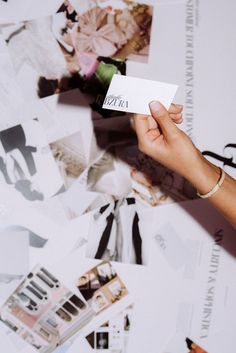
[102,74,178,115]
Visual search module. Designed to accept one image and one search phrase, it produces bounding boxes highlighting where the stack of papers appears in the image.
[0,1,235,353]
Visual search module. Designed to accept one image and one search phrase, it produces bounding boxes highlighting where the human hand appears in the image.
[133,101,204,182]
[134,102,236,228]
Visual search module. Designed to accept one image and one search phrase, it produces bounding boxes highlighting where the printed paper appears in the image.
[0,261,128,353]
[0,120,64,213]
[86,304,134,353]
[86,198,151,265]
[102,74,178,115]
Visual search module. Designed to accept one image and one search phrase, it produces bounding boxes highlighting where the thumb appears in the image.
[149,101,178,140]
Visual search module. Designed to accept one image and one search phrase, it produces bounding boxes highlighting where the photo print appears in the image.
[86,198,150,265]
[52,147,128,221]
[76,262,128,314]
[86,304,134,353]
[0,120,64,210]
[57,178,114,221]
[54,132,197,222]
[0,223,50,272]
[0,230,29,305]
[84,121,197,207]
[0,52,24,130]
[49,130,87,189]
[57,0,153,62]
[58,149,130,220]
[0,197,80,269]
[1,225,48,249]
[1,0,153,108]
[0,265,94,353]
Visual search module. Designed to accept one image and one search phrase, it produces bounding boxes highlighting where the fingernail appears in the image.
[149,101,162,112]
[176,113,182,119]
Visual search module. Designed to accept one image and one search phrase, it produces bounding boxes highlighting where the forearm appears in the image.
[187,152,236,228]
[133,102,236,228]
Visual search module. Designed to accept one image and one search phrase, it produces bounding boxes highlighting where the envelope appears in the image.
[102,74,178,115]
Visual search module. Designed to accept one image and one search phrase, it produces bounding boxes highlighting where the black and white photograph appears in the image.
[0,53,24,131]
[96,332,109,350]
[0,229,29,305]
[0,120,64,209]
[0,204,83,289]
[0,225,48,249]
[86,305,134,353]
[86,198,150,265]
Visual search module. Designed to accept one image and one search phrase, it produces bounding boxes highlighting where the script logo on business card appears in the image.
[103,94,129,109]
[102,74,178,114]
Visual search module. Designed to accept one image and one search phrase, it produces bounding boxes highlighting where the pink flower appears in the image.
[71,7,127,57]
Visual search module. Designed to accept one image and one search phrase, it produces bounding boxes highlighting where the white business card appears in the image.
[102,74,178,115]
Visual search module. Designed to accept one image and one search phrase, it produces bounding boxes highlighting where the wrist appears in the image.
[186,151,221,194]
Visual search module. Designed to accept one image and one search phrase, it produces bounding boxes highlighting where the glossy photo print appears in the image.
[1,0,153,102]
[0,120,64,211]
[45,103,197,222]
[76,262,128,314]
[0,230,29,305]
[86,198,150,265]
[85,124,197,207]
[49,130,87,190]
[0,265,94,353]
[86,304,134,353]
[58,0,153,62]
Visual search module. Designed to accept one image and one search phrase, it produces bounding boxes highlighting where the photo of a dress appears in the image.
[0,120,64,210]
[86,198,150,265]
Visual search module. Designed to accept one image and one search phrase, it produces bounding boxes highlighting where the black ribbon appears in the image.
[95,199,143,264]
[95,213,114,259]
[132,212,143,265]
